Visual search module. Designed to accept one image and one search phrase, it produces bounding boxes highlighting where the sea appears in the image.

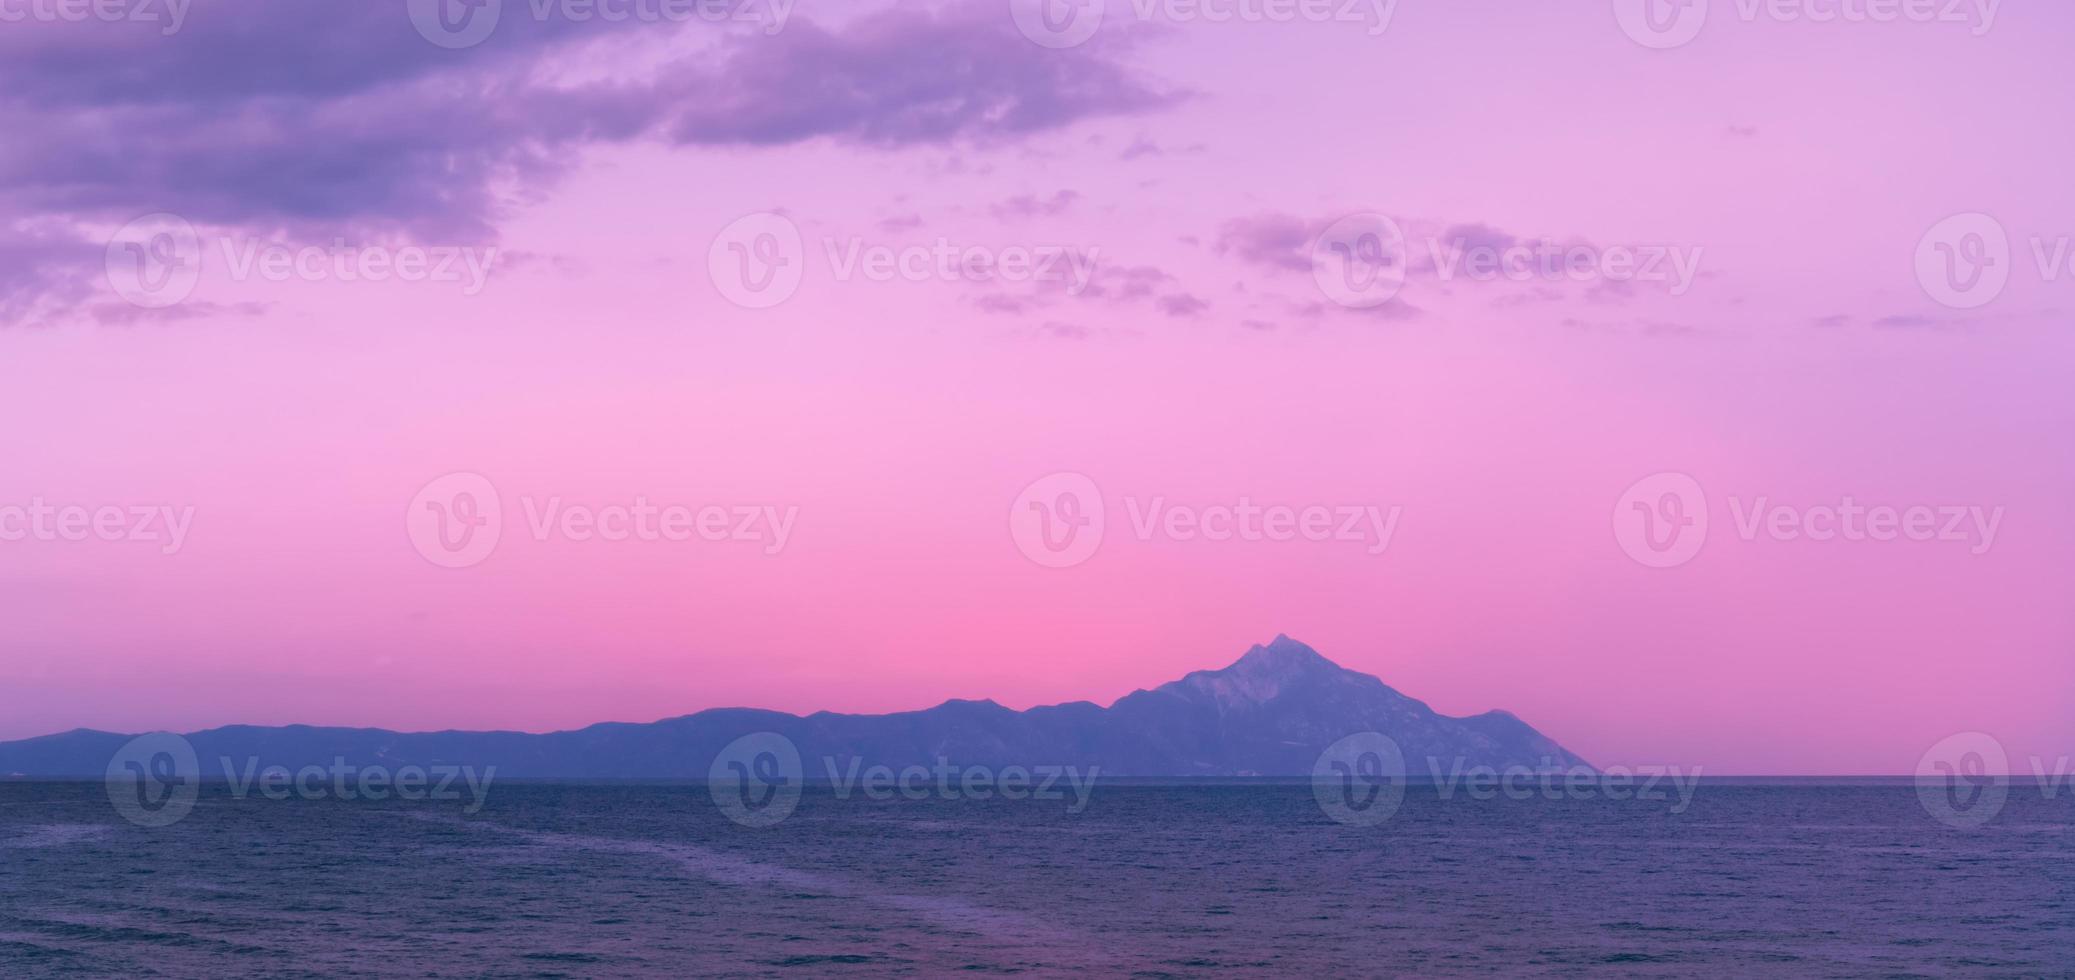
[0,781,2069,977]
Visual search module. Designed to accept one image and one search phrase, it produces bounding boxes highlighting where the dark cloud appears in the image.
[0,3,1177,323]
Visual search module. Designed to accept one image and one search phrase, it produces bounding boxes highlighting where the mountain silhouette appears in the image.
[0,636,1589,777]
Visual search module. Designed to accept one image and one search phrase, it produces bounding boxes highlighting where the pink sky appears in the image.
[1,1,2070,773]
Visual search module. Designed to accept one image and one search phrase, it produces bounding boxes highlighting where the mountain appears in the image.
[0,636,1589,778]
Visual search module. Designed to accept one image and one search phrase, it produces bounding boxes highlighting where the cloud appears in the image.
[0,223,100,325]
[1586,278,1637,302]
[663,11,1176,148]
[90,300,272,327]
[1080,263,1175,302]
[1639,320,1709,339]
[973,292,1040,315]
[1872,314,1949,329]
[0,3,1178,323]
[1157,293,1210,317]
[1214,214,1313,272]
[1118,133,1205,160]
[1036,321,1092,340]
[966,256,1229,332]
[991,191,1081,221]
[1219,210,1707,318]
[1288,297,1420,322]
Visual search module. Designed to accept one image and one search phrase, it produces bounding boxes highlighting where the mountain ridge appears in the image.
[0,636,1592,777]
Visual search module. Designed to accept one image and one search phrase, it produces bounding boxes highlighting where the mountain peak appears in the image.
[1230,634,1338,675]
[1144,635,1350,711]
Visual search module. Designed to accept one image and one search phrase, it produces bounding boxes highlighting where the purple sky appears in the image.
[1,0,2070,773]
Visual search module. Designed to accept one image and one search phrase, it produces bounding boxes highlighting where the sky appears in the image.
[1,0,2070,774]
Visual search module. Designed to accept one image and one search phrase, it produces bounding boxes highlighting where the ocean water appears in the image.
[0,782,2069,977]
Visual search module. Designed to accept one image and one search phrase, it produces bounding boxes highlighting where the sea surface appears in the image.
[0,781,2069,977]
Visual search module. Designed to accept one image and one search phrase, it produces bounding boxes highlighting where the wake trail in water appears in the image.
[401,811,1125,969]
